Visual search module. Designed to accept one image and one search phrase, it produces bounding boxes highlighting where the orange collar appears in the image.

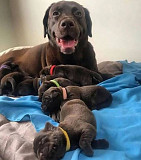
[62,87,67,100]
[50,65,56,75]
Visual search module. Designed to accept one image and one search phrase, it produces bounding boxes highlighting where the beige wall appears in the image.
[0,0,17,52]
[1,0,141,63]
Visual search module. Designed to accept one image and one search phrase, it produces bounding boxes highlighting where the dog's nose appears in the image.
[60,19,75,29]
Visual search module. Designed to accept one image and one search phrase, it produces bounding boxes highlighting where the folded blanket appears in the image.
[0,60,141,160]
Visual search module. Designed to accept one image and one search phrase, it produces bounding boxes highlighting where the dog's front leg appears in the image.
[79,125,96,156]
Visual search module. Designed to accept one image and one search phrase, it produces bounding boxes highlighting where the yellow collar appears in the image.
[58,127,70,151]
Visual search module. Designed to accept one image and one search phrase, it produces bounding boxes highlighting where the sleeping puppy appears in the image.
[15,77,76,96]
[38,77,78,100]
[40,64,103,85]
[0,71,77,96]
[33,99,109,160]
[41,85,112,121]
[0,61,23,81]
[0,72,27,96]
[0,71,38,96]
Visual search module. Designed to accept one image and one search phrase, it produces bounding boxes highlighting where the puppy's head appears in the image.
[39,65,52,76]
[43,1,92,54]
[38,81,56,101]
[41,87,63,115]
[14,79,36,96]
[33,122,66,160]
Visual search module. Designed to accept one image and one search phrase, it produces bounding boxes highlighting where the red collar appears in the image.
[50,65,56,75]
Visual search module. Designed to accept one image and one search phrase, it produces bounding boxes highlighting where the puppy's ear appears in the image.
[43,3,54,38]
[44,122,56,131]
[83,8,92,37]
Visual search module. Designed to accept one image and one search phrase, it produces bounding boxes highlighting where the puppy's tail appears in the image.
[91,139,109,149]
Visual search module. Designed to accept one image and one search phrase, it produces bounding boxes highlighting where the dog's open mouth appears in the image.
[56,36,78,54]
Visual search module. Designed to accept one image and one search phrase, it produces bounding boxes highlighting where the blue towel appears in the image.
[0,60,141,160]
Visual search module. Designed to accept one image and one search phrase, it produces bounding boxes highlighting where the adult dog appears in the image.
[0,1,98,77]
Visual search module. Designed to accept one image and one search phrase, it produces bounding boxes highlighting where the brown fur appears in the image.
[33,99,109,160]
[0,1,98,77]
[41,85,112,121]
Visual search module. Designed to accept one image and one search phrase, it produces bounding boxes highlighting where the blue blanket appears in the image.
[0,60,141,160]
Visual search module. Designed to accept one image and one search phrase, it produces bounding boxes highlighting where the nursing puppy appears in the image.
[41,85,112,121]
[33,99,109,160]
[40,64,103,85]
[0,61,23,81]
[0,72,27,96]
[15,77,77,96]
[0,71,37,96]
[0,71,77,96]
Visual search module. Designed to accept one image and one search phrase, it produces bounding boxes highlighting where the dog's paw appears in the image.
[91,139,109,149]
[92,73,103,84]
[39,66,51,76]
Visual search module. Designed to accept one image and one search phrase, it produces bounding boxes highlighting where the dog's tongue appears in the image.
[56,38,78,54]
[59,39,76,49]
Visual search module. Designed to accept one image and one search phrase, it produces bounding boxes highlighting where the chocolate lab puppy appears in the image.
[33,99,109,160]
[0,70,77,96]
[41,85,112,121]
[40,64,103,85]
[15,77,76,96]
[0,1,98,77]
[38,77,77,100]
[0,71,32,96]
[0,61,23,81]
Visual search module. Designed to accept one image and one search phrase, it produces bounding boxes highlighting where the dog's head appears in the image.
[33,122,66,160]
[41,87,63,115]
[38,81,55,101]
[43,1,92,54]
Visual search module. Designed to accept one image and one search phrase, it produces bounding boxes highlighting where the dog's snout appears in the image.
[60,19,75,29]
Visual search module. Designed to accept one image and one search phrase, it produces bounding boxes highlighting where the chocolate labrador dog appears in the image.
[41,85,112,121]
[33,99,109,160]
[0,1,98,77]
[40,64,103,85]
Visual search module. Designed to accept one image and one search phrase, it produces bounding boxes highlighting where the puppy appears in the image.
[38,77,78,100]
[33,99,109,160]
[0,72,27,96]
[0,61,23,81]
[40,64,103,85]
[41,85,112,121]
[0,71,37,96]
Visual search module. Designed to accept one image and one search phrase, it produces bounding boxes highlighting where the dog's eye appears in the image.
[74,11,82,17]
[53,11,60,17]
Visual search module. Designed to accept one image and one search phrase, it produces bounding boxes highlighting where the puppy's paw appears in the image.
[92,73,103,84]
[39,66,51,76]
[91,139,109,149]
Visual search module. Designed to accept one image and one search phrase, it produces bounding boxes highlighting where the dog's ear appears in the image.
[43,3,54,38]
[83,8,92,37]
[44,122,56,131]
